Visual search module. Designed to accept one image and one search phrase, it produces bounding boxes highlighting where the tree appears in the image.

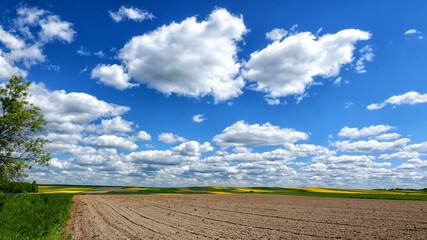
[0,76,50,182]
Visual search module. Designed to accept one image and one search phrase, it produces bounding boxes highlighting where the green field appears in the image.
[0,194,73,240]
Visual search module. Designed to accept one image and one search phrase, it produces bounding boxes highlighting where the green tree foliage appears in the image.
[0,76,50,182]
[0,181,38,193]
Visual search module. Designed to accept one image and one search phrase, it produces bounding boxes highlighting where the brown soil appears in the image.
[66,194,427,239]
[81,187,138,194]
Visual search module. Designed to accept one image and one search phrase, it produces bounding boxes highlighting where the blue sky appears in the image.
[0,0,426,188]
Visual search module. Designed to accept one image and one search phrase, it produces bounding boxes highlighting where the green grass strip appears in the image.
[0,193,74,240]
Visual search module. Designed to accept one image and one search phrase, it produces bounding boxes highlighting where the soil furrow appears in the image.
[95,199,164,237]
[149,203,337,239]
[164,200,427,231]
[125,206,214,239]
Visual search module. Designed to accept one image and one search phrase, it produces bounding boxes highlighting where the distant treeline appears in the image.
[0,181,38,193]
[37,184,127,188]
[385,188,427,192]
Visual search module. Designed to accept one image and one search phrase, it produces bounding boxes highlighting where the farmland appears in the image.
[67,194,427,239]
[1,186,426,239]
[38,185,427,201]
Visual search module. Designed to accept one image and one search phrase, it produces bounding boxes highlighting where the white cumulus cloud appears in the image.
[28,83,131,155]
[378,151,421,160]
[118,8,247,102]
[213,121,308,149]
[158,133,187,144]
[29,83,129,124]
[316,155,391,168]
[403,141,427,152]
[338,125,394,139]
[375,133,401,141]
[82,135,138,150]
[367,91,427,110]
[86,116,133,134]
[333,138,410,152]
[91,64,137,90]
[132,131,151,141]
[172,141,213,157]
[244,29,371,99]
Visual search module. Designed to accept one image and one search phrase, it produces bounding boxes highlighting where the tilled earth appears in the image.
[67,194,427,239]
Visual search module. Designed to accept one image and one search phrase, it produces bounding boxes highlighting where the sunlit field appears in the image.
[38,186,99,194]
[35,185,427,200]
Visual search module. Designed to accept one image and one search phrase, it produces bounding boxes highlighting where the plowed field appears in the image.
[67,194,427,239]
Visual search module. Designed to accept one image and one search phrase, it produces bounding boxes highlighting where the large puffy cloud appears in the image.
[338,125,394,139]
[367,91,427,110]
[213,121,308,149]
[332,138,410,152]
[109,6,154,22]
[81,135,138,150]
[244,29,371,99]
[28,83,130,155]
[0,6,75,81]
[91,64,136,90]
[118,8,247,102]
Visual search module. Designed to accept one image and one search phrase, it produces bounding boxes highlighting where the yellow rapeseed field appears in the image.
[211,186,232,190]
[152,193,181,195]
[282,187,427,195]
[38,186,92,194]
[123,187,148,191]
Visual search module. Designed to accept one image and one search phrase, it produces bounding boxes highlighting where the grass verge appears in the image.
[0,193,74,240]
